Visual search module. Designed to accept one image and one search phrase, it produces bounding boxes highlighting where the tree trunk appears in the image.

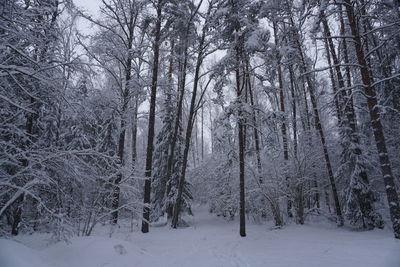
[171,11,208,228]
[291,18,344,226]
[273,22,292,218]
[201,106,204,160]
[322,37,341,123]
[344,0,400,238]
[141,1,162,233]
[236,47,246,237]
[111,13,136,224]
[322,13,382,229]
[165,44,188,211]
[11,194,24,235]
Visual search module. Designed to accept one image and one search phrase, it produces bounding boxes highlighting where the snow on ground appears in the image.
[1,206,399,267]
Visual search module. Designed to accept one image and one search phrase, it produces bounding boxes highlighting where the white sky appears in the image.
[74,0,101,34]
[74,0,100,14]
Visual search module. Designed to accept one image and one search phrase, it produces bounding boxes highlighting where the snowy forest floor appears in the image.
[1,206,399,267]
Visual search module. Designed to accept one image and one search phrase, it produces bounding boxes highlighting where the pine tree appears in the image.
[343,0,400,239]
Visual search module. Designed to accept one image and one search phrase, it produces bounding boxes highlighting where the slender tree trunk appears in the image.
[11,194,24,235]
[289,67,298,159]
[296,69,321,211]
[164,44,188,208]
[111,9,139,224]
[247,65,262,184]
[235,46,246,237]
[338,5,353,90]
[111,14,135,223]
[209,101,214,154]
[322,14,382,228]
[292,18,344,226]
[11,1,59,234]
[164,38,175,219]
[201,106,204,160]
[344,0,400,238]
[132,97,138,167]
[322,37,341,122]
[11,96,36,235]
[111,76,131,223]
[307,77,343,226]
[171,12,208,227]
[141,1,162,233]
[237,94,246,237]
[273,22,292,218]
[249,63,283,226]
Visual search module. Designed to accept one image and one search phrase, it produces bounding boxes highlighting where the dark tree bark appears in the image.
[141,0,162,233]
[237,92,246,237]
[236,47,246,237]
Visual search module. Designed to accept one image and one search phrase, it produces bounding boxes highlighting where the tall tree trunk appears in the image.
[11,1,59,235]
[111,12,136,224]
[209,101,214,154]
[322,37,341,123]
[236,47,246,237]
[171,10,208,227]
[237,89,246,237]
[322,13,382,229]
[164,38,175,219]
[291,18,344,226]
[141,1,162,233]
[249,62,283,226]
[344,0,400,238]
[201,106,204,160]
[338,5,353,90]
[273,22,292,218]
[111,71,131,223]
[132,97,138,168]
[289,67,298,159]
[164,42,189,218]
[11,96,36,235]
[247,64,262,185]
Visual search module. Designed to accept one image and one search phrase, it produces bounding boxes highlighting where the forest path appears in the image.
[1,205,399,267]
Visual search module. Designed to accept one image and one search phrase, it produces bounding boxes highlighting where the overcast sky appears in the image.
[74,0,101,34]
[75,0,100,14]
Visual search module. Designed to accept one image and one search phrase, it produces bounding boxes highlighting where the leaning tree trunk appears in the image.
[344,0,400,238]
